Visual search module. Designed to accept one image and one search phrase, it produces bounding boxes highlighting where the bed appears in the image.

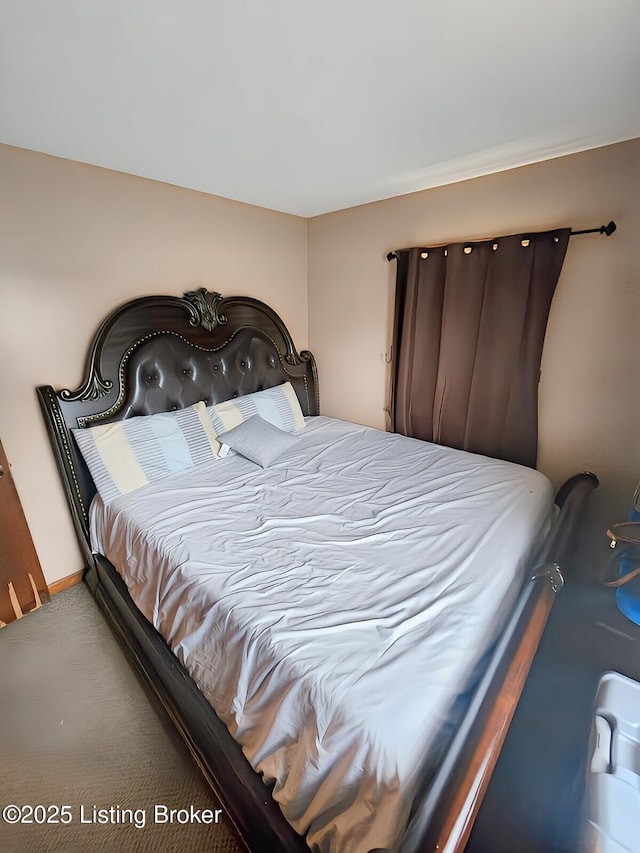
[37,288,597,853]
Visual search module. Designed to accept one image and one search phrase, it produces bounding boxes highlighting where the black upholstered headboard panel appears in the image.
[38,290,318,563]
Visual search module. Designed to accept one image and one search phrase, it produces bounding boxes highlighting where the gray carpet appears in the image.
[0,583,243,853]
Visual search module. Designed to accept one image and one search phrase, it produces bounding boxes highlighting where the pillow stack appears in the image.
[73,382,306,503]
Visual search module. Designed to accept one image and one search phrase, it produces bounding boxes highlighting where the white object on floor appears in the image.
[589,672,640,853]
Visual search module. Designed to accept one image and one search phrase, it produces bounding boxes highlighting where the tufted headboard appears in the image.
[38,290,319,564]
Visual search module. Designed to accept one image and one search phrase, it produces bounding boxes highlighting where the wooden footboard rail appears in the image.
[388,471,598,853]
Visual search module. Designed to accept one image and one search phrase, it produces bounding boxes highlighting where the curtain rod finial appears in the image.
[387,251,398,262]
[603,221,617,236]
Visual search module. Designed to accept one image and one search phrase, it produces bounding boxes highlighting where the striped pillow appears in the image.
[72,401,221,504]
[207,382,305,438]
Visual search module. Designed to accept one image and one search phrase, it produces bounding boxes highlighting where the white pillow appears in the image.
[72,401,221,504]
[207,381,305,439]
[218,416,299,468]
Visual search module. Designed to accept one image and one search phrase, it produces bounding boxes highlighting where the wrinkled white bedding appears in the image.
[90,416,554,852]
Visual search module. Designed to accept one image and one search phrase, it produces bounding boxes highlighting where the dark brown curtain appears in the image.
[390,228,570,468]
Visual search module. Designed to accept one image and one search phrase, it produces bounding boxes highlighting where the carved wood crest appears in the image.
[184,288,227,332]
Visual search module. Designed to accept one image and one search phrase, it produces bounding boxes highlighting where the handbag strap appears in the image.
[607,521,640,547]
[603,565,640,588]
[602,521,640,588]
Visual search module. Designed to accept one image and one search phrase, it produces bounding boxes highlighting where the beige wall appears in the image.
[0,144,308,585]
[308,139,640,528]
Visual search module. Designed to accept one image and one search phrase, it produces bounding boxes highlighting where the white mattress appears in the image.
[90,416,555,852]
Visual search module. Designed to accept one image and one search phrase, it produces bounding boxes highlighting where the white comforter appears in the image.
[90,416,554,852]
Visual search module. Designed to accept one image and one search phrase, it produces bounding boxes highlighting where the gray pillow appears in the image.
[218,415,299,468]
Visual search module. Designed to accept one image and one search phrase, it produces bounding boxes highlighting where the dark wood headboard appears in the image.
[37,289,319,564]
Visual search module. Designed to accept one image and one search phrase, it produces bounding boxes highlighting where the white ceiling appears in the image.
[1,0,639,217]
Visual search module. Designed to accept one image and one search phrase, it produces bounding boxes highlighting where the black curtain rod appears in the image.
[386,220,617,262]
[570,220,617,237]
